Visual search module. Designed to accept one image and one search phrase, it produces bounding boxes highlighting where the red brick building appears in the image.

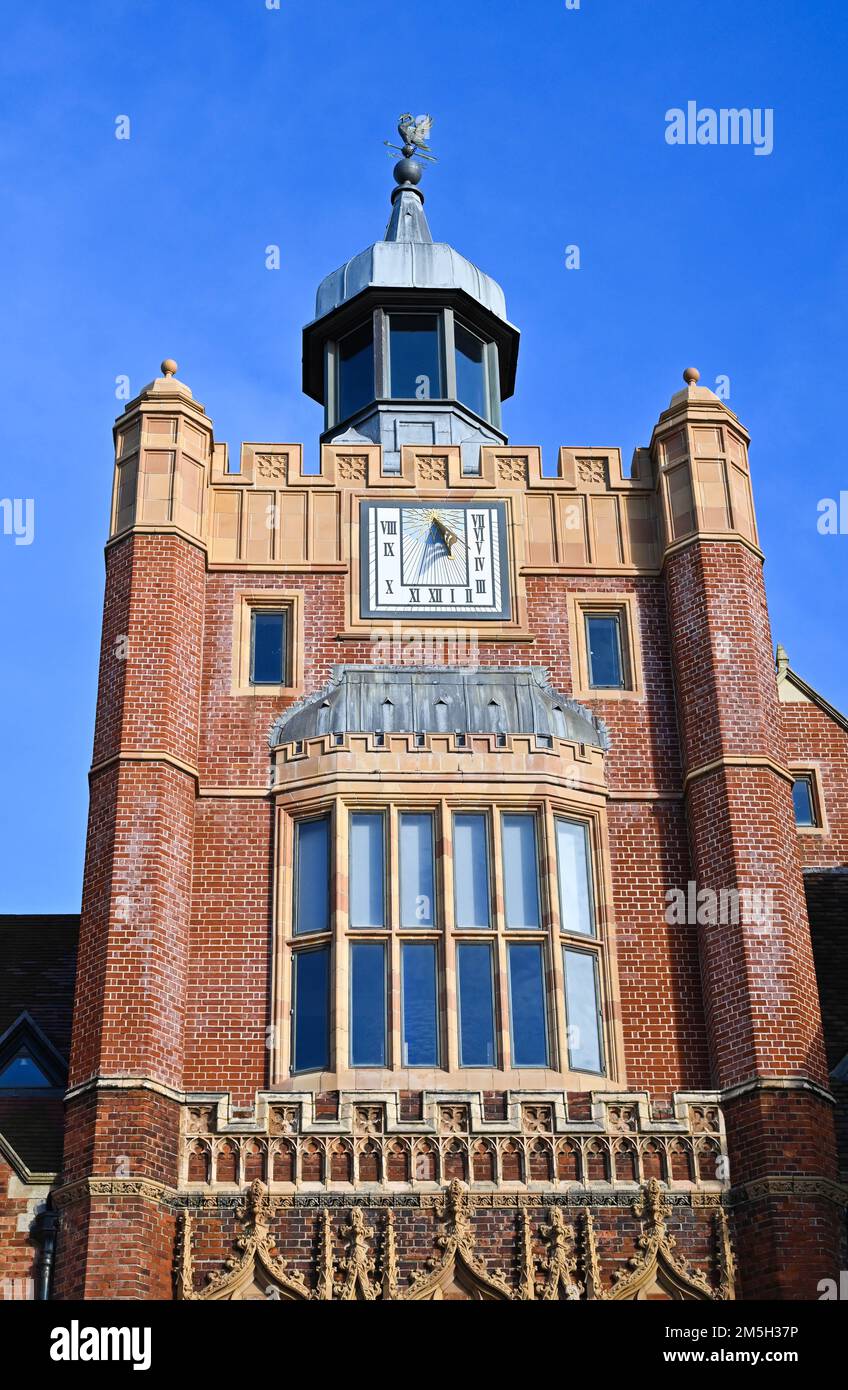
[3,152,847,1302]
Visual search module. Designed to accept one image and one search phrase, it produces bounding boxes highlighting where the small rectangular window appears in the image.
[250,610,287,685]
[389,312,443,400]
[401,942,439,1066]
[292,947,330,1072]
[507,943,548,1067]
[456,943,496,1066]
[350,942,387,1067]
[563,948,604,1073]
[792,775,817,828]
[349,813,385,928]
[294,816,330,935]
[501,814,541,929]
[586,614,624,689]
[556,818,595,937]
[400,812,435,928]
[453,813,491,929]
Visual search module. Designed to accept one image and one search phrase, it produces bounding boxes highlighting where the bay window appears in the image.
[285,800,611,1080]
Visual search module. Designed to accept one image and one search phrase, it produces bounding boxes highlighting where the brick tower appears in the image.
[49,139,843,1302]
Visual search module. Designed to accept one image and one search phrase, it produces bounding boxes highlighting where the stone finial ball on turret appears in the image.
[161,358,178,378]
[683,366,701,385]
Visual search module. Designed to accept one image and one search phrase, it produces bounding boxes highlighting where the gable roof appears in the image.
[776,645,848,734]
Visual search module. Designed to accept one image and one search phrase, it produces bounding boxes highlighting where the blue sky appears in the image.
[1,0,846,910]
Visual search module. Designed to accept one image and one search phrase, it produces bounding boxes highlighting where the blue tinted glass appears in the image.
[400,813,435,928]
[502,814,541,929]
[457,943,496,1066]
[0,1052,52,1088]
[586,615,623,688]
[556,819,594,937]
[563,949,604,1073]
[251,611,285,684]
[455,321,488,420]
[453,813,490,928]
[295,817,330,934]
[402,943,439,1066]
[349,813,385,927]
[338,321,374,422]
[292,948,329,1072]
[508,944,548,1067]
[389,314,443,399]
[792,778,815,827]
[350,943,386,1067]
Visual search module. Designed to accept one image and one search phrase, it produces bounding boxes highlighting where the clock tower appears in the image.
[51,118,843,1305]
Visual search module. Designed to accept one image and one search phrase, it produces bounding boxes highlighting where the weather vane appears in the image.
[385,113,437,165]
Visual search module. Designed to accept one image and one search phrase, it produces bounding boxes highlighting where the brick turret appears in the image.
[654,369,840,1298]
[55,363,212,1299]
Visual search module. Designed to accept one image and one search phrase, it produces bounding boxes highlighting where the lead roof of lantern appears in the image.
[270,666,610,750]
[311,186,512,325]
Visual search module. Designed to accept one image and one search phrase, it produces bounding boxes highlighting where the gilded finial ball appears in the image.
[394,157,423,187]
[683,366,700,386]
[161,358,178,378]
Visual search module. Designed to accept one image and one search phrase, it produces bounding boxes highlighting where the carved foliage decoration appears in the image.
[177,1180,308,1302]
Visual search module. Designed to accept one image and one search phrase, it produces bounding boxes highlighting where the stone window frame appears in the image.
[788,763,828,836]
[567,592,643,703]
[272,791,619,1090]
[231,589,304,697]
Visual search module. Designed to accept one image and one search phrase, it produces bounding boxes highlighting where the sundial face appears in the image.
[360,500,511,621]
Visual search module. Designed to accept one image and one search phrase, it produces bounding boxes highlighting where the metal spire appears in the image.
[383,112,435,244]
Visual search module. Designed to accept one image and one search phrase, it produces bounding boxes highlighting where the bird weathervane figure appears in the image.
[385,113,437,164]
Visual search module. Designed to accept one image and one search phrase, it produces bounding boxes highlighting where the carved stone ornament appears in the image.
[255,454,287,481]
[404,1180,513,1301]
[577,458,606,486]
[497,455,527,483]
[337,454,367,482]
[176,1180,309,1301]
[586,1179,725,1301]
[416,455,448,483]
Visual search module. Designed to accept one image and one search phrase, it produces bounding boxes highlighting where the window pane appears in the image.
[0,1050,52,1088]
[402,943,439,1066]
[508,943,548,1066]
[455,321,489,420]
[453,813,490,928]
[586,615,623,688]
[563,949,604,1073]
[294,817,330,934]
[792,777,815,827]
[556,818,594,937]
[456,943,496,1066]
[502,814,541,929]
[349,813,385,928]
[251,610,286,684]
[389,313,443,399]
[337,320,374,422]
[292,948,329,1072]
[350,943,386,1067]
[400,813,435,928]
